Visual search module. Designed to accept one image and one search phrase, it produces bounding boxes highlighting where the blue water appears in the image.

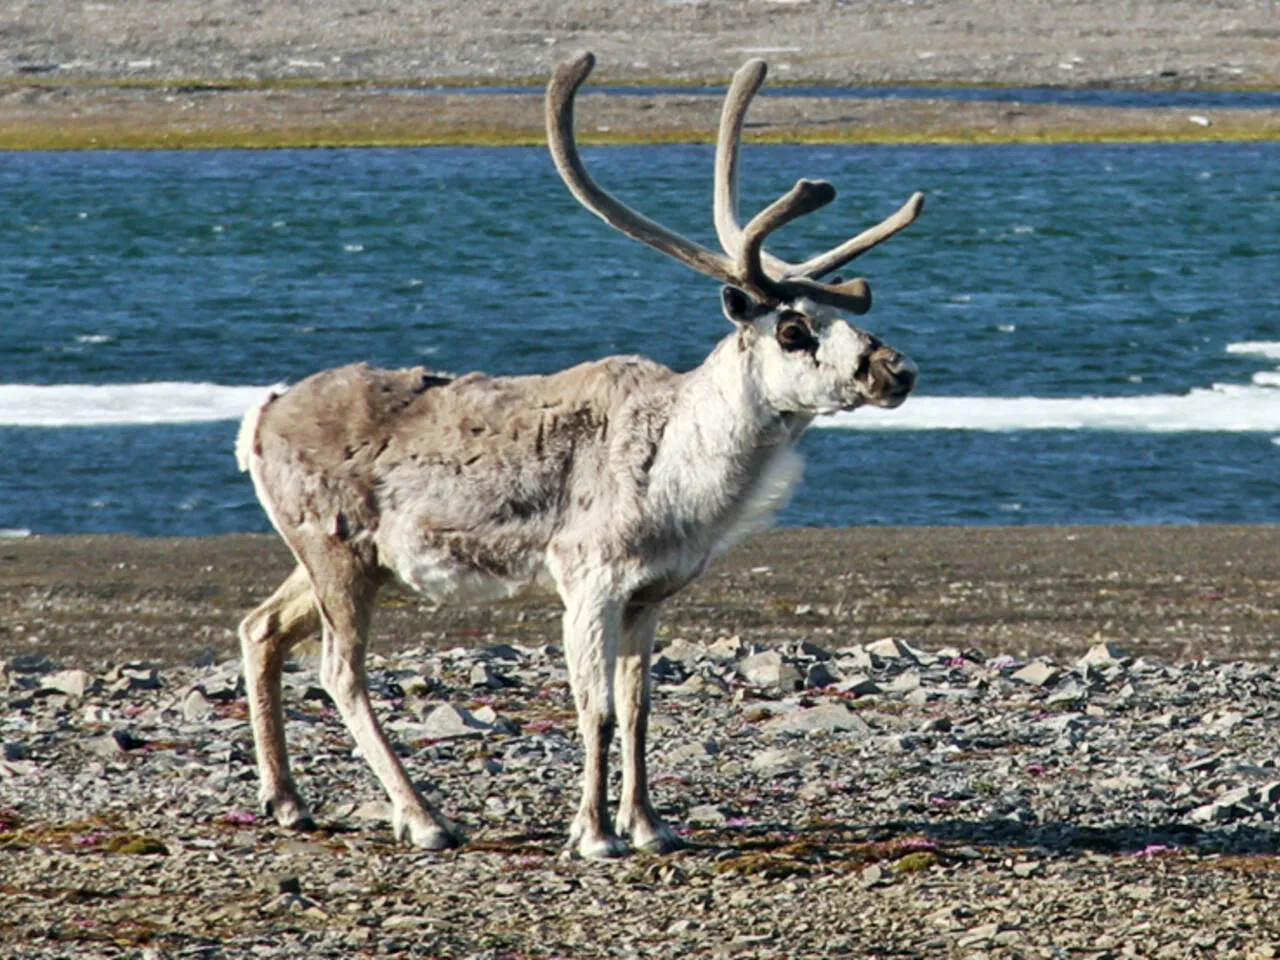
[1,143,1278,535]
[432,84,1280,111]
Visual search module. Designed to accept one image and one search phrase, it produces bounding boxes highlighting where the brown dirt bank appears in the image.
[2,83,1278,150]
[3,525,1278,668]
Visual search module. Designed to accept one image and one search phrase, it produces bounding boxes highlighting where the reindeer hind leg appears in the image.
[239,563,321,829]
[299,544,460,850]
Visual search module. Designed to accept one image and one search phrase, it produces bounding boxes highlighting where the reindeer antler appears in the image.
[714,59,926,315]
[546,52,922,314]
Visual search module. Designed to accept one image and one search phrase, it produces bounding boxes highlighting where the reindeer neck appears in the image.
[647,334,809,542]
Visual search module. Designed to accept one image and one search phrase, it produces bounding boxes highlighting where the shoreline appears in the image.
[3,525,1278,668]
[3,84,1279,150]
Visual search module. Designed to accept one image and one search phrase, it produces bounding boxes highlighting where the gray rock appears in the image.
[470,662,510,689]
[803,662,839,688]
[763,702,872,737]
[42,668,95,698]
[686,803,729,826]
[864,637,918,663]
[666,740,719,764]
[1011,661,1058,687]
[796,640,833,661]
[707,635,746,660]
[837,646,875,672]
[85,728,148,757]
[420,703,488,740]
[749,747,801,772]
[885,670,922,693]
[657,638,705,664]
[9,653,57,674]
[470,704,519,734]
[738,651,801,690]
[1079,640,1130,667]
[669,672,729,697]
[1046,681,1087,706]
[835,674,882,696]
[183,688,214,721]
[958,922,1001,948]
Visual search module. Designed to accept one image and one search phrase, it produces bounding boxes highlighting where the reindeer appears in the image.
[235,52,923,859]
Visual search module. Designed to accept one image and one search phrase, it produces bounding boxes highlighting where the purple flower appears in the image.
[223,810,258,825]
[895,838,938,852]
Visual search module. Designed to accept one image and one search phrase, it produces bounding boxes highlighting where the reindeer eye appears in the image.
[776,318,817,353]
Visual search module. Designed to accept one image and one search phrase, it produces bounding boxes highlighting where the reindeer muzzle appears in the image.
[867,347,916,408]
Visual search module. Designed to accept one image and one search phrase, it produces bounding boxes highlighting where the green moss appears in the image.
[895,851,940,873]
[103,835,169,855]
[1,118,1276,152]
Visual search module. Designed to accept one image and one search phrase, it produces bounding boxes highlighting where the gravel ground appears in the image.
[3,528,1280,956]
[5,0,1279,87]
[4,622,1280,959]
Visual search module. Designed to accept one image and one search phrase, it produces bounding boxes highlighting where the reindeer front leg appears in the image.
[561,590,628,859]
[614,602,683,853]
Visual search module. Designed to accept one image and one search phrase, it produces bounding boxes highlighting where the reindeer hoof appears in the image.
[615,810,684,855]
[394,808,463,850]
[632,826,686,855]
[262,792,314,831]
[577,835,630,860]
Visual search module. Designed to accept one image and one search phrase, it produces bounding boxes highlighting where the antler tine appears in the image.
[791,190,926,280]
[735,179,878,314]
[713,59,793,279]
[545,52,742,289]
[735,179,835,304]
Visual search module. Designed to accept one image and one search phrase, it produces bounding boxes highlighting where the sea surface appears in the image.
[1,143,1277,536]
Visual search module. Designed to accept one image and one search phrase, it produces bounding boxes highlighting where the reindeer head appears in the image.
[546,53,921,417]
[720,289,916,415]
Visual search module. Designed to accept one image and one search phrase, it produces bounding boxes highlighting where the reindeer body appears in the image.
[236,52,923,858]
[243,342,804,607]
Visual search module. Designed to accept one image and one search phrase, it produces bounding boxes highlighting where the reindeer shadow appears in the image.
[696,815,1280,861]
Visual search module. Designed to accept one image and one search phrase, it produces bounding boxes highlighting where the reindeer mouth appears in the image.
[862,349,916,409]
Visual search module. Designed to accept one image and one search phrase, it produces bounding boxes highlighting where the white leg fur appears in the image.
[614,603,682,853]
[561,589,628,859]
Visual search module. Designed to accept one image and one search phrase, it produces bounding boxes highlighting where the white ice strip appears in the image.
[0,383,282,427]
[819,384,1280,433]
[1226,342,1280,360]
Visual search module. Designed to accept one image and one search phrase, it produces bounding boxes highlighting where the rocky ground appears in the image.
[2,0,1278,148]
[2,528,1280,957]
[3,629,1280,958]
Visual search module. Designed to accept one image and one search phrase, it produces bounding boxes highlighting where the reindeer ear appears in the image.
[721,286,763,327]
